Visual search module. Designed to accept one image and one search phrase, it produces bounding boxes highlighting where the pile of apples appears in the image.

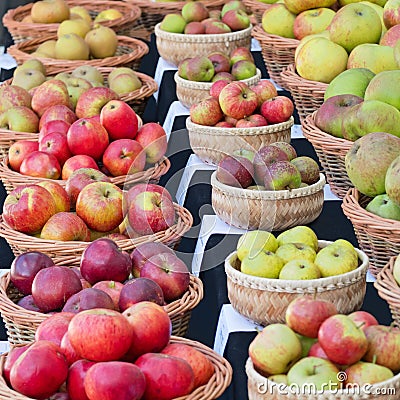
[216,141,320,190]
[178,47,257,82]
[249,296,400,391]
[159,0,251,34]
[235,226,360,279]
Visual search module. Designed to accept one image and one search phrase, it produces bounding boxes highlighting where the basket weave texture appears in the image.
[342,188,400,278]
[280,64,328,124]
[211,171,325,231]
[2,0,142,43]
[175,69,261,109]
[155,23,253,67]
[243,0,274,23]
[301,111,353,199]
[0,336,232,400]
[252,25,299,89]
[225,240,368,326]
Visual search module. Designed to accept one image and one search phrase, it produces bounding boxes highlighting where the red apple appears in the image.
[8,140,38,172]
[252,80,278,106]
[67,359,96,400]
[208,52,231,74]
[62,287,115,313]
[216,155,254,188]
[135,122,168,164]
[0,85,31,113]
[39,119,71,142]
[215,121,234,127]
[60,332,81,366]
[260,96,294,124]
[253,144,289,184]
[348,311,379,331]
[39,104,77,130]
[75,87,119,119]
[37,180,71,213]
[235,114,268,128]
[212,71,234,82]
[35,312,75,346]
[92,280,124,310]
[20,150,61,179]
[3,344,31,386]
[210,80,230,99]
[62,155,99,180]
[230,47,254,64]
[190,97,223,126]
[184,21,206,34]
[308,341,330,360]
[39,131,73,167]
[17,295,42,311]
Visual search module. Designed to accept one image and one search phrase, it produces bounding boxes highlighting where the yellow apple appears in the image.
[69,6,92,24]
[314,243,358,276]
[348,43,397,73]
[85,25,118,59]
[237,230,279,261]
[57,18,91,39]
[278,259,321,280]
[94,9,124,23]
[14,59,46,75]
[31,0,70,23]
[261,4,296,38]
[55,33,90,60]
[284,0,336,14]
[275,242,317,264]
[241,251,284,278]
[294,30,330,62]
[277,226,319,251]
[35,40,57,58]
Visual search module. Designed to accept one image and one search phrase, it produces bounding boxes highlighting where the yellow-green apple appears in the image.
[57,18,91,39]
[189,96,223,125]
[37,180,70,213]
[249,323,302,375]
[34,39,57,58]
[348,310,379,331]
[284,0,336,14]
[55,33,90,60]
[345,361,394,386]
[31,0,70,23]
[211,71,234,81]
[210,80,230,98]
[0,85,31,113]
[275,242,316,263]
[236,114,268,127]
[39,131,72,167]
[252,80,278,106]
[385,156,400,206]
[185,21,207,34]
[128,190,175,235]
[348,43,397,73]
[287,357,340,391]
[361,1,387,35]
[39,119,71,142]
[182,1,209,22]
[94,8,123,22]
[20,151,61,179]
[39,104,77,130]
[230,47,254,64]
[62,287,115,313]
[318,314,368,365]
[205,21,231,33]
[102,139,146,176]
[178,59,190,78]
[216,155,254,188]
[380,24,400,46]
[363,325,400,371]
[277,225,318,250]
[270,142,297,160]
[263,160,302,190]
[0,106,39,133]
[68,308,133,361]
[279,259,321,279]
[85,25,118,59]
[221,0,247,17]
[261,4,296,38]
[67,118,109,161]
[108,66,141,83]
[208,52,230,74]
[100,100,139,140]
[345,131,400,196]
[231,60,256,80]
[293,8,336,40]
[383,0,400,28]
[260,95,294,124]
[72,65,104,86]
[364,70,400,109]
[75,86,119,119]
[221,9,250,31]
[253,144,289,184]
[64,77,93,109]
[186,56,215,82]
[109,73,142,95]
[14,59,46,76]
[241,250,284,278]
[92,280,125,310]
[69,5,92,24]
[291,156,320,184]
[236,230,278,261]
[366,193,400,219]
[12,69,46,91]
[62,155,99,179]
[9,340,69,400]
[134,353,194,398]
[160,13,187,33]
[135,122,168,164]
[76,182,123,232]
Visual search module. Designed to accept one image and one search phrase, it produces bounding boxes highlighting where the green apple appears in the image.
[360,1,387,37]
[232,149,256,162]
[268,374,288,384]
[263,161,302,190]
[241,251,284,278]
[65,77,93,108]
[345,361,394,385]
[293,8,336,40]
[279,259,322,280]
[0,106,39,133]
[364,70,400,110]
[294,31,331,63]
[296,334,318,358]
[393,255,400,285]
[72,65,105,86]
[57,18,91,39]
[366,194,400,220]
[181,2,209,22]
[186,56,215,82]
[160,13,187,33]
[14,59,46,76]
[231,60,257,80]
[261,4,296,38]
[291,156,320,185]
[275,242,316,264]
[178,59,190,79]
[237,230,278,261]
[385,155,400,206]
[221,0,247,17]
[284,0,336,14]
[12,69,46,91]
[249,324,302,375]
[277,226,319,251]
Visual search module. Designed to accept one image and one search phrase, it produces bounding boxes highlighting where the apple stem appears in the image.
[372,354,377,364]
[356,322,365,330]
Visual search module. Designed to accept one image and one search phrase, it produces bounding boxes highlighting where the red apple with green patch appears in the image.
[61,155,99,180]
[8,140,38,172]
[216,155,254,188]
[252,80,278,106]
[75,86,119,119]
[190,96,223,126]
[260,96,294,124]
[135,122,168,164]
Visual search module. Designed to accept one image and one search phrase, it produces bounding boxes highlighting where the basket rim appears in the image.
[251,24,300,46]
[211,171,326,200]
[225,239,369,290]
[374,256,400,306]
[280,63,329,92]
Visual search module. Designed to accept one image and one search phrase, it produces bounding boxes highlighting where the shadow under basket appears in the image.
[211,171,325,231]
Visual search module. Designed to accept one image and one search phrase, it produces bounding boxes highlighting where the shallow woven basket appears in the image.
[301,111,353,199]
[0,336,232,400]
[0,156,170,194]
[175,69,261,109]
[211,171,325,231]
[252,25,299,89]
[246,358,400,400]
[186,116,293,165]
[2,0,142,43]
[225,239,368,326]
[280,64,328,124]
[155,23,253,67]
[243,0,274,23]
[7,34,149,73]
[342,188,400,278]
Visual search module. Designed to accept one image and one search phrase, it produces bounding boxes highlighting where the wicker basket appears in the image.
[211,171,325,231]
[0,336,232,400]
[155,23,253,67]
[225,240,368,326]
[301,111,353,199]
[175,69,261,109]
[7,34,149,73]
[186,116,293,165]
[2,0,142,43]
[342,188,400,278]
[246,357,400,400]
[0,156,170,194]
[243,0,274,23]
[280,64,328,124]
[0,131,38,161]
[252,25,299,89]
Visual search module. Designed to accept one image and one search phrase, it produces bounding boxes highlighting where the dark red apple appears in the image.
[35,312,75,346]
[3,344,32,386]
[17,295,41,312]
[60,332,81,366]
[67,359,96,400]
[253,144,289,184]
[216,155,254,188]
[92,280,124,311]
[62,287,115,313]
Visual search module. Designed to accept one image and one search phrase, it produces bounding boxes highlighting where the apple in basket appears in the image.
[62,287,115,313]
[8,140,38,172]
[66,359,96,400]
[92,280,125,310]
[61,154,100,179]
[135,122,168,164]
[35,312,75,346]
[39,119,71,142]
[260,96,294,124]
[37,181,70,213]
[20,151,61,179]
[216,155,254,188]
[75,86,119,119]
[3,344,31,386]
[190,96,223,126]
[39,131,72,167]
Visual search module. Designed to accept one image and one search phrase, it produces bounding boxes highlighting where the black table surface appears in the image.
[0,8,394,400]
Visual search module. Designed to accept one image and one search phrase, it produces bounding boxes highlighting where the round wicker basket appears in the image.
[175,69,261,109]
[7,34,149,73]
[243,0,274,23]
[301,111,353,199]
[280,64,328,124]
[246,357,400,400]
[2,0,142,43]
[225,240,368,326]
[0,336,232,400]
[186,116,294,165]
[155,23,253,67]
[252,25,299,90]
[211,171,325,231]
[342,188,400,278]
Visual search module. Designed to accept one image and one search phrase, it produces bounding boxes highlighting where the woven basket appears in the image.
[0,156,170,194]
[211,171,325,231]
[342,188,400,278]
[0,336,232,400]
[225,240,368,326]
[7,34,149,73]
[280,64,328,124]
[252,25,299,89]
[175,69,261,109]
[243,0,274,23]
[0,131,38,161]
[2,0,142,43]
[155,23,253,67]
[301,111,353,199]
[246,358,400,400]
[186,116,293,165]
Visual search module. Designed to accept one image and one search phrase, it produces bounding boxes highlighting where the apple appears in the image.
[62,287,115,313]
[383,0,400,29]
[0,105,39,133]
[92,280,124,310]
[348,311,379,330]
[205,21,232,34]
[216,155,254,188]
[37,181,70,213]
[275,242,316,264]
[58,18,91,39]
[279,259,321,279]
[182,1,209,22]
[253,144,289,184]
[3,344,31,386]
[210,80,230,99]
[345,361,394,386]
[211,71,234,82]
[230,47,254,64]
[240,250,284,278]
[380,24,400,47]
[236,230,278,261]
[291,156,320,185]
[221,0,247,17]
[8,140,39,173]
[184,21,206,34]
[189,97,223,126]
[261,4,296,38]
[19,151,61,179]
[75,86,119,119]
[208,52,231,74]
[0,85,31,113]
[215,121,234,127]
[221,9,250,31]
[235,114,267,128]
[187,56,215,82]
[260,96,294,124]
[135,122,168,164]
[17,295,42,311]
[31,0,70,23]
[62,155,99,180]
[364,70,400,110]
[39,131,72,167]
[39,104,77,130]
[35,312,75,346]
[67,359,96,400]
[308,341,330,360]
[293,8,336,40]
[366,194,400,220]
[270,142,297,161]
[160,13,187,33]
[252,80,278,106]
[59,332,81,366]
[231,60,256,80]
